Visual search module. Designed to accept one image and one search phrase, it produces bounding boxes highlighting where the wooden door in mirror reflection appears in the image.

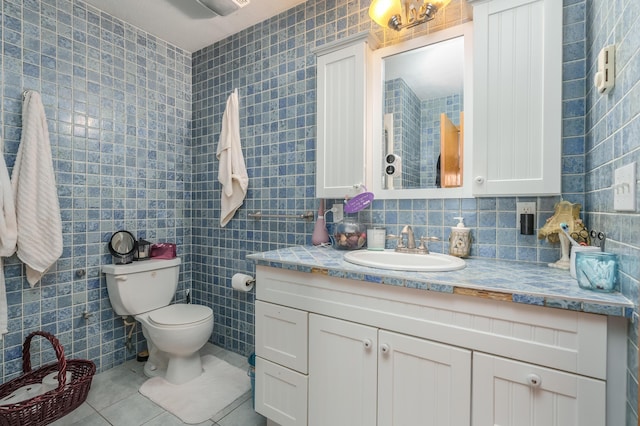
[440,112,463,188]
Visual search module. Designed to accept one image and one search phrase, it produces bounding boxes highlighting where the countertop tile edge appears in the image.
[248,246,634,318]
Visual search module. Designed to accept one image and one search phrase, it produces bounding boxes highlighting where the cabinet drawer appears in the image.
[256,357,308,426]
[256,301,308,373]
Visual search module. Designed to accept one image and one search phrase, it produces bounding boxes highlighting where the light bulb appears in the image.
[369,0,403,28]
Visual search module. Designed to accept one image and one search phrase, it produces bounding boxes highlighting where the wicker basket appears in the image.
[0,331,96,426]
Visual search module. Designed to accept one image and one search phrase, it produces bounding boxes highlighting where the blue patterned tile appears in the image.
[429,283,454,293]
[512,294,545,306]
[583,303,623,316]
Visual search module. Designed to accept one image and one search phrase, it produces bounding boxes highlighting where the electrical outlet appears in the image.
[331,203,343,223]
[516,202,536,229]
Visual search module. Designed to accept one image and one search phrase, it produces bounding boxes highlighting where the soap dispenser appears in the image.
[449,216,471,258]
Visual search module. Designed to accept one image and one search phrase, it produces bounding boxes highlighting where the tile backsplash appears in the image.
[1,0,638,422]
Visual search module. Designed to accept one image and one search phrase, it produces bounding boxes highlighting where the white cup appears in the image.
[570,246,600,279]
[367,228,386,250]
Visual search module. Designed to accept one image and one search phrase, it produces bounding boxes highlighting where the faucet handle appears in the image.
[386,234,404,248]
[418,236,440,250]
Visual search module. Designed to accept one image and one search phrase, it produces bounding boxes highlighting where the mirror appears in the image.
[370,22,473,199]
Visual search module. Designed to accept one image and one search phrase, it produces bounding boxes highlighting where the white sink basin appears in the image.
[343,249,466,272]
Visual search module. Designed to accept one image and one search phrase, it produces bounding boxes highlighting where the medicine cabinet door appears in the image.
[471,0,562,196]
[314,33,377,198]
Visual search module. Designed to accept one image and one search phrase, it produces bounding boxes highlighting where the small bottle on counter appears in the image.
[448,216,471,258]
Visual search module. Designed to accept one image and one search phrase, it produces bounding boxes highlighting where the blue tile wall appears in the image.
[0,0,191,381]
[583,0,640,423]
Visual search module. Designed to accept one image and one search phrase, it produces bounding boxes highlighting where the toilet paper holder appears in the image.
[232,273,256,292]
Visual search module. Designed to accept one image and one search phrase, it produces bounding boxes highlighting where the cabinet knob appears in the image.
[363,339,372,349]
[474,176,485,184]
[526,373,542,387]
[380,343,390,354]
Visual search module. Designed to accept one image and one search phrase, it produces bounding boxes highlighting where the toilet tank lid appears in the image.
[149,304,213,326]
[102,258,181,275]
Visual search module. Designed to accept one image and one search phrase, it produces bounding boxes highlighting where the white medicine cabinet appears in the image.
[314,0,564,200]
[470,0,563,196]
[313,33,378,199]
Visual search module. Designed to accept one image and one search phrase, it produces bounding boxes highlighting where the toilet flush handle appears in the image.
[116,276,128,282]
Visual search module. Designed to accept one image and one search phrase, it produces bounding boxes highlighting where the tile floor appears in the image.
[51,344,266,426]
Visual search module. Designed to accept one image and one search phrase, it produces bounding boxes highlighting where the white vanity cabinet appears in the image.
[308,315,471,426]
[470,0,562,196]
[313,33,378,198]
[254,266,626,426]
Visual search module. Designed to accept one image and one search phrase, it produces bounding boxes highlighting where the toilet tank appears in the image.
[102,258,181,316]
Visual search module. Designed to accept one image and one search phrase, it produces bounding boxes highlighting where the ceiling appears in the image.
[82,0,306,52]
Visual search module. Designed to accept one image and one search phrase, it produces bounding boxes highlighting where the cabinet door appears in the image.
[472,0,562,196]
[316,37,370,198]
[378,330,472,426]
[308,314,377,426]
[472,353,606,426]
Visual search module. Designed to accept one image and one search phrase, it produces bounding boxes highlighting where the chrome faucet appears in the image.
[401,225,416,249]
[389,225,440,254]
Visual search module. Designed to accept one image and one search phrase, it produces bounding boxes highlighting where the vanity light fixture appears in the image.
[369,0,452,31]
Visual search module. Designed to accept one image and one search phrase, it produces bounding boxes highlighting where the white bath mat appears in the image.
[139,354,250,424]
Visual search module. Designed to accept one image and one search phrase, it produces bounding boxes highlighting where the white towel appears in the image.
[0,136,18,337]
[11,91,63,287]
[216,89,248,227]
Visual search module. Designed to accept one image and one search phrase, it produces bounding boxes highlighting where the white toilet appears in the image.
[102,258,214,385]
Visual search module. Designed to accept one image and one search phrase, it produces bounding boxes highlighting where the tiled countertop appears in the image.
[247,245,634,318]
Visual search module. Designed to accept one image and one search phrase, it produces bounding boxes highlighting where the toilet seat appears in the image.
[148,304,213,328]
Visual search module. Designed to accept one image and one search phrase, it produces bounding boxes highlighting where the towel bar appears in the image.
[248,211,314,221]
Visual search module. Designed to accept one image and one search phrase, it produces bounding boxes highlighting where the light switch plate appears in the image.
[614,162,636,211]
[516,202,536,229]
